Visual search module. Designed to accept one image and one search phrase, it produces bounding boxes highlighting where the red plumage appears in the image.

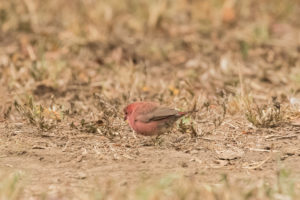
[124,102,195,136]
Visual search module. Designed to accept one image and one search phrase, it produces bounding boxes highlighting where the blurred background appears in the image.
[0,0,299,102]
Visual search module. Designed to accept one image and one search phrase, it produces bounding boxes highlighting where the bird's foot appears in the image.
[153,135,164,146]
[131,131,137,139]
[139,135,163,146]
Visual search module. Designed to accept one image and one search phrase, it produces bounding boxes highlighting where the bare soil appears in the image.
[1,117,300,198]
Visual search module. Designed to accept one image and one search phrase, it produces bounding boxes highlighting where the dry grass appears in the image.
[245,96,283,128]
[0,171,23,200]
[0,0,299,199]
[1,168,298,200]
[89,170,299,200]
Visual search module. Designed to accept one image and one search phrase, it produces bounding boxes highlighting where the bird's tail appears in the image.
[178,109,198,116]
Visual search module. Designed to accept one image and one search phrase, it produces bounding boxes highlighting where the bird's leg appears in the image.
[153,134,164,146]
[140,137,154,146]
[155,134,161,141]
[140,134,164,147]
[131,130,137,139]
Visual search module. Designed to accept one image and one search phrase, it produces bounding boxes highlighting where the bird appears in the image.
[124,101,196,136]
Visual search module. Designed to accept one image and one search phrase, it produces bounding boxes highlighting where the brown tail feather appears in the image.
[179,110,198,116]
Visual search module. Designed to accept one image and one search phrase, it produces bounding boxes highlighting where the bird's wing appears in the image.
[137,107,179,122]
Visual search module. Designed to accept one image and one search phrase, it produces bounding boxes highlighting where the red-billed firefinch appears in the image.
[124,101,196,136]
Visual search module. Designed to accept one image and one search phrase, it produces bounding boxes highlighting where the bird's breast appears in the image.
[132,120,159,136]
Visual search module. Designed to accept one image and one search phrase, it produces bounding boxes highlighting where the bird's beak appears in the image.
[124,115,127,121]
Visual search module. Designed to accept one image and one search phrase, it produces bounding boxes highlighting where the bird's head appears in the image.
[123,101,157,121]
[123,103,137,121]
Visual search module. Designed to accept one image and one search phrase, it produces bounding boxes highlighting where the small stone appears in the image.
[77,172,87,179]
[216,149,244,160]
[181,162,188,168]
[76,155,84,162]
[32,146,45,149]
[283,147,299,156]
[280,155,288,161]
[190,150,198,154]
[120,181,127,186]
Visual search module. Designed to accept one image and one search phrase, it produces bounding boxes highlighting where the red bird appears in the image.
[124,102,196,136]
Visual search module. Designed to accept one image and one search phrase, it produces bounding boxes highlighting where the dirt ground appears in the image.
[1,116,300,199]
[0,0,300,199]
